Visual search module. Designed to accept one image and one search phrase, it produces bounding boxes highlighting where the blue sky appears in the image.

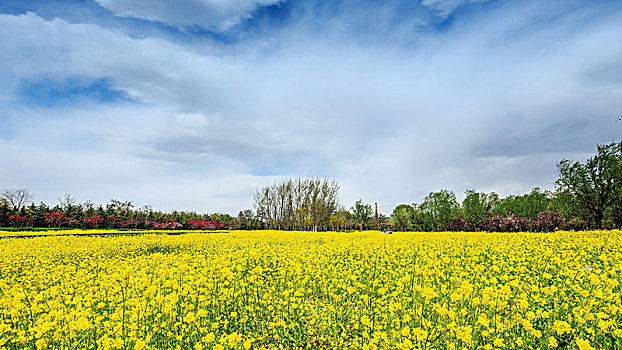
[1,0,621,214]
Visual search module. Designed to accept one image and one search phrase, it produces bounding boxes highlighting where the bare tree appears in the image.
[1,188,34,211]
[254,177,340,230]
[107,199,134,211]
[238,209,254,221]
[139,204,153,214]
[58,194,78,211]
[82,200,96,211]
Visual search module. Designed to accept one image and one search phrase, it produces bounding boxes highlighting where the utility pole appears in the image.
[375,202,378,229]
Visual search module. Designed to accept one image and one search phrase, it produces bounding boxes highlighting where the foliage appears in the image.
[234,210,262,230]
[329,209,356,231]
[556,141,622,229]
[418,189,460,231]
[0,199,231,230]
[351,200,373,230]
[494,188,550,220]
[391,204,415,231]
[550,190,585,223]
[462,190,498,228]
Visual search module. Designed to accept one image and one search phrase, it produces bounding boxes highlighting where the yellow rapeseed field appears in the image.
[0,230,621,349]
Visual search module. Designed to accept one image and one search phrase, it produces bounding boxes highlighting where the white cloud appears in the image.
[94,0,282,30]
[0,105,267,213]
[1,1,622,214]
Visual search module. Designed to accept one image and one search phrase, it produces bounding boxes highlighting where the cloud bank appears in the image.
[1,0,621,214]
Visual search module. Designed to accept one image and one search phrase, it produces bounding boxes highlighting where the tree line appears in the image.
[0,193,262,230]
[1,141,620,231]
[389,141,622,231]
[251,141,621,232]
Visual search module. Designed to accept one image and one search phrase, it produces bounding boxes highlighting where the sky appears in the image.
[1,0,621,215]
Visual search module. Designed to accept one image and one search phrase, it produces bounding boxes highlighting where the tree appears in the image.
[237,209,257,229]
[254,177,340,230]
[550,190,585,225]
[0,198,10,227]
[329,209,355,231]
[462,190,497,229]
[351,200,373,231]
[238,209,254,221]
[58,194,79,211]
[494,188,549,220]
[391,204,415,231]
[1,188,33,211]
[107,199,134,216]
[555,141,622,229]
[419,189,460,230]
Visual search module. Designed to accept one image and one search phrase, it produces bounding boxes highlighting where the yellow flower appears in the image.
[134,339,147,350]
[413,328,427,342]
[184,311,196,323]
[575,338,594,350]
[553,320,572,335]
[197,309,208,317]
[401,326,410,337]
[35,338,47,349]
[204,333,215,343]
[2,229,622,350]
[227,332,242,347]
[114,338,124,348]
[478,314,488,327]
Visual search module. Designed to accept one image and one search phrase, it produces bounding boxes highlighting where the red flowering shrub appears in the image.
[84,215,104,228]
[186,219,224,230]
[149,219,183,230]
[44,211,70,228]
[104,215,121,229]
[9,214,33,227]
[118,218,138,229]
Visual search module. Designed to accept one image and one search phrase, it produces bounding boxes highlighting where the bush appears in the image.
[483,213,532,232]
[534,211,565,232]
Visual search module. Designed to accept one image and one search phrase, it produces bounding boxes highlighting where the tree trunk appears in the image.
[594,210,603,229]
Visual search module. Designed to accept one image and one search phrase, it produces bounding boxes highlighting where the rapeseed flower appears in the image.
[0,230,620,349]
